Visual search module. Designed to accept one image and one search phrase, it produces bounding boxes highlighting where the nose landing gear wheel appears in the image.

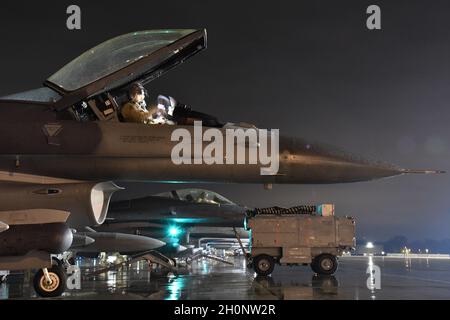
[33,265,66,298]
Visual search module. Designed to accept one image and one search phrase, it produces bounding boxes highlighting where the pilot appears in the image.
[121,83,169,124]
[197,191,214,204]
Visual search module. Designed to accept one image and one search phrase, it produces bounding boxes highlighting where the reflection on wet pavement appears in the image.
[1,256,450,299]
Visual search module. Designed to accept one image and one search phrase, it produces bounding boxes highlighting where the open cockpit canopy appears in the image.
[0,29,206,107]
[46,29,206,101]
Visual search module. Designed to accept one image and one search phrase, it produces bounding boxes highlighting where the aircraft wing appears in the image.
[0,209,70,225]
[0,180,122,228]
[0,180,121,275]
[0,170,83,185]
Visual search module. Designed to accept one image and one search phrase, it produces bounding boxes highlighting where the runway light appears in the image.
[366,242,374,249]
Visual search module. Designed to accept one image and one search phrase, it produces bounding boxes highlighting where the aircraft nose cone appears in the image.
[71,233,96,248]
[278,137,405,183]
[148,238,166,249]
[0,221,9,233]
[127,234,165,250]
[84,236,96,246]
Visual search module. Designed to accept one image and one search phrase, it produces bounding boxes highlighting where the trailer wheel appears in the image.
[311,254,338,275]
[33,265,66,298]
[253,255,275,276]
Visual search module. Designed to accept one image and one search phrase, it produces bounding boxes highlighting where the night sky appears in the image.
[0,0,449,241]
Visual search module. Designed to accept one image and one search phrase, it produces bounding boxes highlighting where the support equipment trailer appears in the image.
[245,205,355,276]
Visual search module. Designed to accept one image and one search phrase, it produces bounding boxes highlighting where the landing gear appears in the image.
[52,256,64,267]
[311,254,338,275]
[33,264,67,298]
[67,257,76,266]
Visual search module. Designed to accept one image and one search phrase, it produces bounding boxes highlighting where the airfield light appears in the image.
[366,242,374,249]
[168,226,182,237]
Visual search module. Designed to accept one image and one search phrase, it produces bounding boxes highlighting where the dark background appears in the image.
[0,0,448,246]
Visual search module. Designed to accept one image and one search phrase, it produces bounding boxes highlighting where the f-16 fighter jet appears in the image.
[0,29,441,297]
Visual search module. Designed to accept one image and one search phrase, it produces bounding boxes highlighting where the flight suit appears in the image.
[121,101,156,123]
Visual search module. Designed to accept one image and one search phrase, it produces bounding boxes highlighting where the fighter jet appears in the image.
[0,29,438,185]
[103,189,246,228]
[96,188,248,244]
[0,29,441,297]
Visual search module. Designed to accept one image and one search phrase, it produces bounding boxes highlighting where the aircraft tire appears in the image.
[33,265,66,298]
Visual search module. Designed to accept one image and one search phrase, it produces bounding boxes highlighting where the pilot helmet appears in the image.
[128,82,147,100]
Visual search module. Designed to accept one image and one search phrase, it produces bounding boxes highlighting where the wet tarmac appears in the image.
[1,256,450,300]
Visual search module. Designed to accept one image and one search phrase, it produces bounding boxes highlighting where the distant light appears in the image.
[381,251,385,255]
[425,249,429,253]
[366,242,374,249]
[168,226,181,237]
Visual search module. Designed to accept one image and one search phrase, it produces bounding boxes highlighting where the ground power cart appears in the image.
[245,205,355,276]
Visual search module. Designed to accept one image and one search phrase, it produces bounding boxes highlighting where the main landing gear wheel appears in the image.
[253,255,275,276]
[311,254,338,275]
[33,265,66,298]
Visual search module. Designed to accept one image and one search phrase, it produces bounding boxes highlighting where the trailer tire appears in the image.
[253,255,275,276]
[312,254,338,275]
